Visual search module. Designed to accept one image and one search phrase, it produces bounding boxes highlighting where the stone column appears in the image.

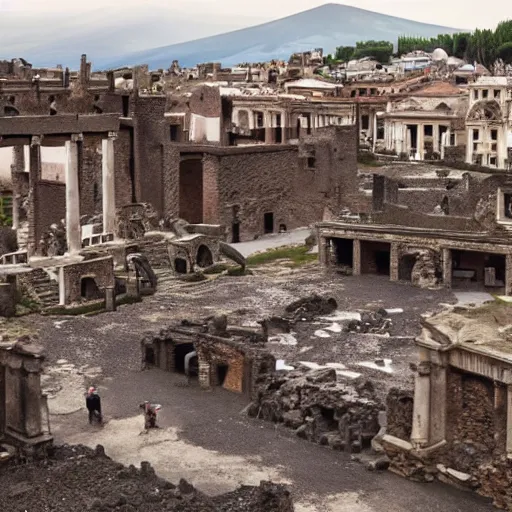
[65,134,83,254]
[24,371,44,438]
[352,239,361,276]
[506,254,512,296]
[27,136,43,256]
[264,112,273,144]
[102,132,117,235]
[105,286,116,312]
[198,357,211,389]
[0,362,4,437]
[442,248,452,289]
[411,360,431,448]
[417,124,424,160]
[466,129,473,164]
[507,385,512,457]
[319,237,331,267]
[390,243,400,282]
[429,359,448,445]
[11,146,25,230]
[433,124,440,153]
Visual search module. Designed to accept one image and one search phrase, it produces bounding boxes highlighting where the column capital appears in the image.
[31,135,43,146]
[107,131,118,140]
[411,361,431,376]
[70,133,84,143]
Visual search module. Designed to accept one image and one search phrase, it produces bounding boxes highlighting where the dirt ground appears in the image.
[2,258,494,512]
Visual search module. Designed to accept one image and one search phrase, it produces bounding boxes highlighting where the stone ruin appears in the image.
[248,367,382,454]
[0,336,52,461]
[346,309,392,335]
[0,444,294,511]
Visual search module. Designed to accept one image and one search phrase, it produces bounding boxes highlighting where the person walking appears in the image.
[86,386,102,425]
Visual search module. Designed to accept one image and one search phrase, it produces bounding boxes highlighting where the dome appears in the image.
[432,48,449,62]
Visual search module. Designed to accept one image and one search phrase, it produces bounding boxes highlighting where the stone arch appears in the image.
[196,244,213,268]
[3,104,19,116]
[80,276,102,300]
[467,100,503,122]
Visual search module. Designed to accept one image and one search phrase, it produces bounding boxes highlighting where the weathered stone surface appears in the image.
[284,294,337,321]
[248,367,382,453]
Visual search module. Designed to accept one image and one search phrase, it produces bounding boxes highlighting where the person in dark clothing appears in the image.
[86,387,102,424]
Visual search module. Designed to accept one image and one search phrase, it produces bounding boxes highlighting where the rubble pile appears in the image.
[346,309,392,334]
[284,294,337,322]
[476,457,512,510]
[248,367,383,453]
[0,444,294,512]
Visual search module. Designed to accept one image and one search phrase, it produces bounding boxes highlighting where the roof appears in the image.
[471,76,511,87]
[284,79,337,90]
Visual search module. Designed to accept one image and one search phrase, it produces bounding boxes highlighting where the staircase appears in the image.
[25,269,60,309]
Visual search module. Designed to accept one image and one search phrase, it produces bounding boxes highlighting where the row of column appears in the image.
[64,131,117,254]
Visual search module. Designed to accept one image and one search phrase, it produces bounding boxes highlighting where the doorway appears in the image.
[216,364,229,386]
[264,212,274,234]
[179,158,203,223]
[232,222,240,243]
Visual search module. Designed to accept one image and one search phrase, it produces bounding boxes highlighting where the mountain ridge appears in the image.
[103,3,463,69]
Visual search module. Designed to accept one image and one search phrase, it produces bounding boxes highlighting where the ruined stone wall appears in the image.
[386,388,413,440]
[61,256,114,305]
[215,149,300,241]
[133,96,167,214]
[0,227,17,255]
[79,135,103,217]
[445,369,496,472]
[114,128,133,208]
[34,180,65,247]
[162,144,180,219]
[396,189,448,212]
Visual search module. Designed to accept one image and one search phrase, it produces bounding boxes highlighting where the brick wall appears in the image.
[114,128,133,208]
[61,256,114,305]
[179,158,203,224]
[79,135,103,217]
[133,96,166,214]
[34,180,65,246]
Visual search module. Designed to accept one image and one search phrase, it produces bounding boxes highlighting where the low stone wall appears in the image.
[59,256,114,305]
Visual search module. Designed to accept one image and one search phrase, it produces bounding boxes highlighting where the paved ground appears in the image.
[231,228,311,257]
[3,235,495,511]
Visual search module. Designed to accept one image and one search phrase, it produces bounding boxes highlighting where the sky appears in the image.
[0,0,507,30]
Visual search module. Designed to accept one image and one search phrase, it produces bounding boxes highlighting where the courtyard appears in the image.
[1,233,495,511]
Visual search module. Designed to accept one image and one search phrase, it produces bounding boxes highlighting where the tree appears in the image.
[498,42,512,64]
[335,46,355,62]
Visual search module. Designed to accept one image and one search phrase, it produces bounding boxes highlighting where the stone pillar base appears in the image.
[126,278,140,298]
[105,286,116,312]
[5,429,53,460]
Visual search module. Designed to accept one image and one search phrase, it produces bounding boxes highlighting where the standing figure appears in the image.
[140,401,161,429]
[86,387,102,425]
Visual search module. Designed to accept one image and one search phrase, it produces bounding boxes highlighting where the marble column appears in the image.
[65,134,82,254]
[442,248,452,289]
[411,361,431,448]
[102,131,117,235]
[352,239,361,276]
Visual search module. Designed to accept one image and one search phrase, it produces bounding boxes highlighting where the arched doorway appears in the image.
[80,277,101,300]
[196,245,213,268]
[174,258,188,274]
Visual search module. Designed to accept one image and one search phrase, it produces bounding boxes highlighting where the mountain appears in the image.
[0,5,267,69]
[103,3,463,70]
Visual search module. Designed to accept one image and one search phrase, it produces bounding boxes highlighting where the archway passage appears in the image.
[264,212,274,234]
[361,241,391,276]
[232,222,240,243]
[179,158,203,223]
[174,342,195,373]
[332,238,353,267]
[174,258,188,274]
[196,245,213,268]
[80,277,102,300]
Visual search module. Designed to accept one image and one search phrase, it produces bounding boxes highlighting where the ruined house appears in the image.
[317,167,512,296]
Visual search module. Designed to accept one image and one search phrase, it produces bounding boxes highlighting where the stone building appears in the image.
[381,305,512,509]
[465,76,512,170]
[141,317,274,398]
[317,166,512,296]
[0,337,53,458]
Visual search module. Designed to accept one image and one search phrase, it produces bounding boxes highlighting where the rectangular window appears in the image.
[491,129,498,141]
[256,112,264,128]
[473,129,480,141]
[494,89,501,99]
[473,142,478,152]
[170,125,179,141]
[361,115,370,130]
[424,125,433,137]
[492,143,498,152]
[450,133,456,146]
[490,156,497,166]
[473,89,478,100]
[307,157,316,169]
[482,89,489,99]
